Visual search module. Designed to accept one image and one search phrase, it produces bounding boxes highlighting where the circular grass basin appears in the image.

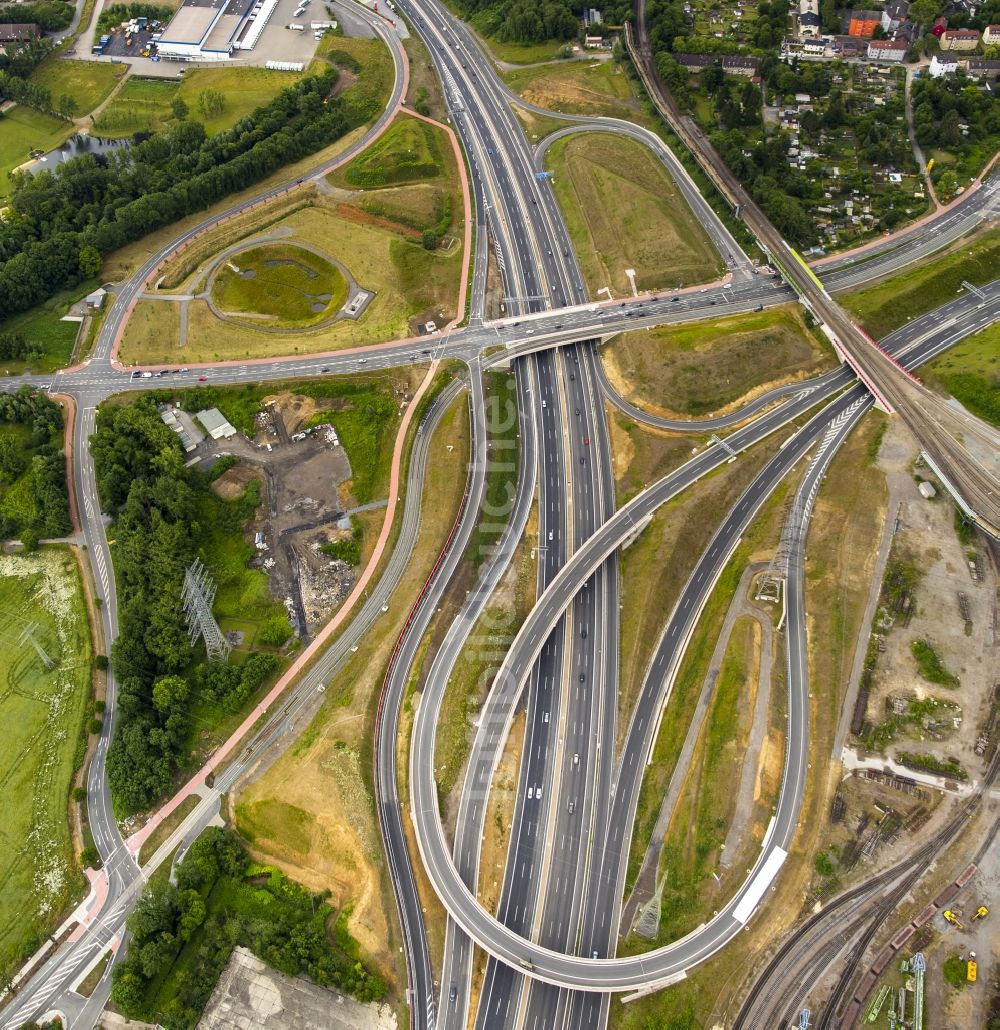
[211,243,349,328]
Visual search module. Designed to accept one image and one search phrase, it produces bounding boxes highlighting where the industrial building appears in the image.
[155,0,280,61]
[196,408,238,440]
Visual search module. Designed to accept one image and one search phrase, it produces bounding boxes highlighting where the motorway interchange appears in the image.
[2,1,999,1027]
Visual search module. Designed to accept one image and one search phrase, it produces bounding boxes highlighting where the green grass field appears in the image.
[0,105,74,196]
[921,323,1000,428]
[211,244,349,327]
[504,59,639,119]
[333,115,443,189]
[29,58,126,117]
[0,282,90,375]
[547,132,723,296]
[319,34,396,123]
[0,549,91,971]
[91,76,179,137]
[93,67,319,138]
[841,228,1000,339]
[605,305,833,416]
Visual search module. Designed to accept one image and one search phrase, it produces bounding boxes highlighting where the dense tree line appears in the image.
[112,829,386,1027]
[192,653,279,712]
[0,331,42,361]
[0,72,356,318]
[452,0,631,45]
[0,37,52,78]
[0,387,70,545]
[91,399,278,813]
[912,73,1000,152]
[0,0,74,31]
[96,3,174,33]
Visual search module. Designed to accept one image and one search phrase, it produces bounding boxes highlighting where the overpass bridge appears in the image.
[625,21,1000,540]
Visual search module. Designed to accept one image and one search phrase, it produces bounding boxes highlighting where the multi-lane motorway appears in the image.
[1,2,998,1026]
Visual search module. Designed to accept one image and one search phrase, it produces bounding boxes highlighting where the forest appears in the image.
[453,0,631,44]
[111,828,386,1028]
[0,71,358,318]
[91,398,278,814]
[0,0,74,31]
[0,387,71,546]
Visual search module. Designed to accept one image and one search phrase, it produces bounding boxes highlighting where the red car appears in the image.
[198,376,207,382]
[583,436,589,445]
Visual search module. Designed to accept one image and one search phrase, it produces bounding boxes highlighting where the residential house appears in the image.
[940,28,980,50]
[847,9,882,36]
[982,24,1000,44]
[929,53,960,75]
[881,0,909,32]
[965,57,1000,78]
[867,38,908,61]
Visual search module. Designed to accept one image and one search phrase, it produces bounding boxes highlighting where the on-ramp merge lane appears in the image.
[407,289,1000,991]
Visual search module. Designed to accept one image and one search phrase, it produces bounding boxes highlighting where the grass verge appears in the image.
[231,384,469,1002]
[138,795,201,865]
[602,304,834,418]
[841,227,1000,339]
[547,131,723,296]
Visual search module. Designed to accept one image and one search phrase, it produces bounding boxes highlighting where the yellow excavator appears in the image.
[971,905,989,922]
[943,910,964,929]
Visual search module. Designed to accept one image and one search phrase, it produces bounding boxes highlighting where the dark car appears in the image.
[449,984,457,1003]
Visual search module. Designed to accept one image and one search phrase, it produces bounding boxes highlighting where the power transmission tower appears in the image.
[19,622,56,670]
[182,558,230,664]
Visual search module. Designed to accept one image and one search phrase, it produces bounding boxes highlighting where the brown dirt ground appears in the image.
[601,305,834,421]
[210,464,261,500]
[231,390,470,993]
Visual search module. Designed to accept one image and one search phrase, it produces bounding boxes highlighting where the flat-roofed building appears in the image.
[156,0,257,61]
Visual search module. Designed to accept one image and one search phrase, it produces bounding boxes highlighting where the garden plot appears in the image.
[0,549,91,968]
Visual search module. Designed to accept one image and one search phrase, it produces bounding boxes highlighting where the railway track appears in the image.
[734,747,999,1029]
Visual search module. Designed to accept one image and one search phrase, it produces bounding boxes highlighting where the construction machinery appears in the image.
[972,905,989,921]
[943,909,964,929]
[968,951,978,983]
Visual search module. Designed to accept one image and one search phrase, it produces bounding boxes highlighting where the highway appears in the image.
[626,11,1000,538]
[406,285,1000,991]
[1,2,998,1023]
[0,364,471,1030]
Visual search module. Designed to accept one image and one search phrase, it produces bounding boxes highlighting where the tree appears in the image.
[936,169,959,201]
[72,786,87,803]
[80,846,101,868]
[197,88,225,119]
[152,674,188,715]
[421,229,438,250]
[57,94,77,119]
[909,0,940,28]
[170,96,189,120]
[78,244,101,279]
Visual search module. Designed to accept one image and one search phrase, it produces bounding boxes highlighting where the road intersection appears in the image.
[1,2,998,1026]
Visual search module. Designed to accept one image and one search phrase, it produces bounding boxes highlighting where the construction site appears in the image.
[198,392,372,642]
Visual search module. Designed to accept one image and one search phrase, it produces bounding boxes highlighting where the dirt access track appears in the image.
[203,392,370,641]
